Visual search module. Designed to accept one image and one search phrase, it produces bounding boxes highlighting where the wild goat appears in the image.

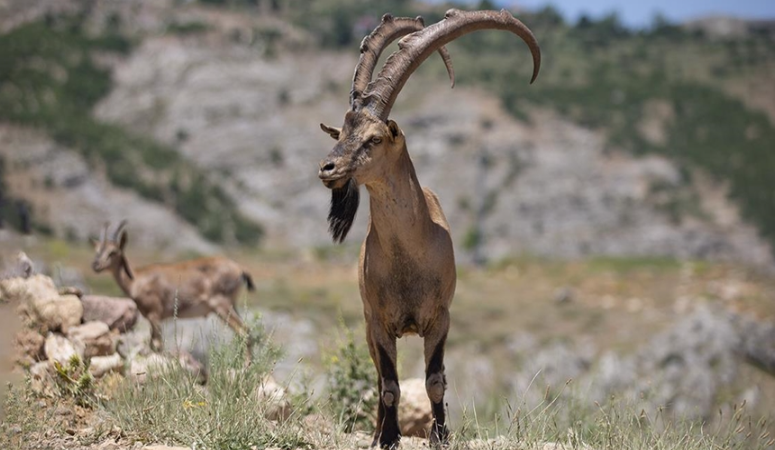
[91,221,255,358]
[317,9,540,448]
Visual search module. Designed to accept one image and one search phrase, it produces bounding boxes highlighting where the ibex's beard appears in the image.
[328,178,359,243]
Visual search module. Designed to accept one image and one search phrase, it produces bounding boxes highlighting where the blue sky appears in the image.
[484,0,775,28]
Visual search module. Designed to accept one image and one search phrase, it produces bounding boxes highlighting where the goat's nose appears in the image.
[319,160,336,176]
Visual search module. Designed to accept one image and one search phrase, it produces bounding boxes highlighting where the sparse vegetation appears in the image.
[324,322,377,433]
[104,324,301,449]
[52,354,95,407]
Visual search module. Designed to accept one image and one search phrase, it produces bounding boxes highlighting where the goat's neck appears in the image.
[365,147,432,252]
[110,256,134,296]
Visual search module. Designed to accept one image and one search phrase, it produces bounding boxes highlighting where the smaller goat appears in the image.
[91,221,254,357]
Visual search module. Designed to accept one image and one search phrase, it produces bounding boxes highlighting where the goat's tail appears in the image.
[242,271,255,292]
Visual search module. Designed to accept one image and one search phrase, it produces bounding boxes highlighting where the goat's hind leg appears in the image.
[424,314,450,447]
[210,296,253,363]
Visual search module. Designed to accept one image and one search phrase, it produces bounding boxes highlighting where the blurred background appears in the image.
[1,0,775,441]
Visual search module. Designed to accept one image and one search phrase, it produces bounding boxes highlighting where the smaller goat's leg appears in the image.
[424,315,450,447]
[146,310,164,352]
[211,297,253,363]
[370,325,401,449]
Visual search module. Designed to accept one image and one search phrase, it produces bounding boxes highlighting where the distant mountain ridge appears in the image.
[1,0,773,268]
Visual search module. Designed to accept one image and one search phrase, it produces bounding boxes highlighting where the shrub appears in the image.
[324,323,377,433]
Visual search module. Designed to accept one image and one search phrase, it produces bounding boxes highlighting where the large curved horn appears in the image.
[112,220,128,242]
[351,13,455,107]
[362,9,541,120]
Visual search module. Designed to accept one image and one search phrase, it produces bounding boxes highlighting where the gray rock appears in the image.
[67,321,116,358]
[89,353,124,378]
[254,375,292,422]
[44,332,83,366]
[2,275,83,333]
[81,295,138,332]
[13,328,45,365]
[397,377,432,438]
[117,314,153,360]
[0,274,58,305]
[29,361,53,396]
[129,349,204,384]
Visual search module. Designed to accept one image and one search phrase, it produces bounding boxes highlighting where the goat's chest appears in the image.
[361,240,447,320]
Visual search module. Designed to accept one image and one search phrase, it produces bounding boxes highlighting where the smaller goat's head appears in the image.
[91,220,132,279]
[317,9,540,244]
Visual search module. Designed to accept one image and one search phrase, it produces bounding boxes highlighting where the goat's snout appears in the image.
[318,159,337,178]
[91,261,100,272]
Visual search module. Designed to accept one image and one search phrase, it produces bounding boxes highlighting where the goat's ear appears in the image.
[118,231,128,251]
[89,237,100,250]
[320,123,341,140]
[387,120,400,139]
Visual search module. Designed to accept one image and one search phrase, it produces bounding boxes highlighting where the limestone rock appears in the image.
[397,377,433,438]
[128,353,171,383]
[13,328,45,366]
[80,295,138,332]
[0,274,58,305]
[0,251,35,280]
[44,333,83,366]
[174,349,206,384]
[29,361,54,396]
[117,314,153,359]
[67,321,116,358]
[89,353,124,378]
[255,375,292,421]
[129,350,204,384]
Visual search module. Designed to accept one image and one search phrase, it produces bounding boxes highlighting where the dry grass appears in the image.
[2,238,775,449]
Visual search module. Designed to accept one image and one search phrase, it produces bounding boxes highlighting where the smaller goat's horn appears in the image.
[112,220,128,242]
[101,221,110,244]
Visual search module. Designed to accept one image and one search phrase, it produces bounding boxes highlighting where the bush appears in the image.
[325,323,377,433]
[105,316,302,449]
[52,354,95,407]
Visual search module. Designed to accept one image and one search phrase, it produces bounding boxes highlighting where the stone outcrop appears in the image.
[44,333,83,366]
[67,321,117,358]
[397,378,433,438]
[89,353,124,378]
[255,375,292,422]
[1,274,83,333]
[80,295,138,332]
[13,328,45,366]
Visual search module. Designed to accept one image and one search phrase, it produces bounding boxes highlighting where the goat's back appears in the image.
[133,257,246,315]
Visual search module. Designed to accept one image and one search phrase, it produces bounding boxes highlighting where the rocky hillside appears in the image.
[1,0,774,267]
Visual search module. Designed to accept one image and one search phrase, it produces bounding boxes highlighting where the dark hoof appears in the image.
[429,424,449,448]
[378,427,401,449]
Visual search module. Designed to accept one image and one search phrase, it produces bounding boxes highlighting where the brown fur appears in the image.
[91,224,253,358]
[318,11,540,447]
[319,110,454,448]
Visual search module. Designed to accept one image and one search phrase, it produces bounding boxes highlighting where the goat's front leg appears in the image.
[424,310,450,447]
[369,324,401,449]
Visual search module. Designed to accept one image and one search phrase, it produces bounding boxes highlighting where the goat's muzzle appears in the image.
[318,159,349,189]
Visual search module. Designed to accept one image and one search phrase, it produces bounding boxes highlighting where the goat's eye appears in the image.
[370,137,382,145]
